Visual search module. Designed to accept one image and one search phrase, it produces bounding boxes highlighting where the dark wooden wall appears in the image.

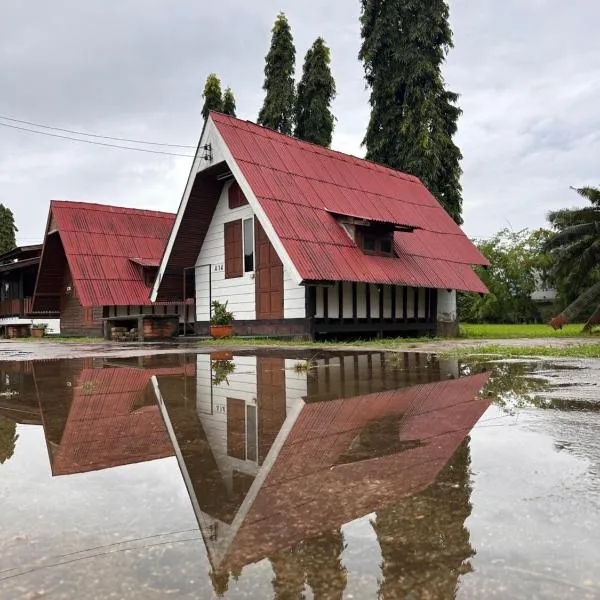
[59,267,103,337]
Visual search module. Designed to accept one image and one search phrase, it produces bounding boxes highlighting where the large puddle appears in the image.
[0,351,599,599]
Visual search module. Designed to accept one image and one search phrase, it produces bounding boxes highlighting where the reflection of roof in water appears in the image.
[216,373,491,571]
[49,367,185,476]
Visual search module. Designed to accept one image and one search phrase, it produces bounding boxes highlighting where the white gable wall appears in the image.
[195,182,256,322]
[194,180,307,322]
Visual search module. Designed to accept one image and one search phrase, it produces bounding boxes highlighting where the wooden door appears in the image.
[255,220,284,320]
[257,357,286,463]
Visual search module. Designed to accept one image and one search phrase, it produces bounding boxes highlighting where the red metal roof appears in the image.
[211,113,488,293]
[42,201,176,307]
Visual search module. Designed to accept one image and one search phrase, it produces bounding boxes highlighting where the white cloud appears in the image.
[0,0,597,244]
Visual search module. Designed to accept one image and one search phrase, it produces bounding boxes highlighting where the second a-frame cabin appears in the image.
[152,112,488,339]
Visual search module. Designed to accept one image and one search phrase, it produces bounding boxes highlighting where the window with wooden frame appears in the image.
[224,220,243,279]
[228,182,249,210]
[357,227,395,257]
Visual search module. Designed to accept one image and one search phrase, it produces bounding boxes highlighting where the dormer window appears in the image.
[357,227,395,257]
[329,211,418,258]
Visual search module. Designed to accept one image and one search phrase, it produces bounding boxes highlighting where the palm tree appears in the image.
[546,186,600,331]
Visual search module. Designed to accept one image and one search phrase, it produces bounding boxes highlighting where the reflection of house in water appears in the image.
[33,358,193,476]
[154,351,491,596]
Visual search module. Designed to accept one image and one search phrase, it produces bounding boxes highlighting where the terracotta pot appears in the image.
[31,328,45,338]
[210,325,233,339]
[211,350,234,361]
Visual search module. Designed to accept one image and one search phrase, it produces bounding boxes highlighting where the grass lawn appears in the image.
[444,343,600,359]
[20,336,106,343]
[459,323,593,339]
[197,336,438,349]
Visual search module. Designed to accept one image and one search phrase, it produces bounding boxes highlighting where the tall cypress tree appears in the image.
[258,13,296,135]
[359,0,464,224]
[222,87,237,117]
[201,74,223,121]
[0,204,17,255]
[294,37,336,147]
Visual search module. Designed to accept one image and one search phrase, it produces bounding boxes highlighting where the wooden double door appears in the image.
[255,220,284,320]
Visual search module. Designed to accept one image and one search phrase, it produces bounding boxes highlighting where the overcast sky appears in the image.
[1,1,598,245]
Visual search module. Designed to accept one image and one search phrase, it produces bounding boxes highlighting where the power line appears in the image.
[0,114,195,148]
[0,121,195,158]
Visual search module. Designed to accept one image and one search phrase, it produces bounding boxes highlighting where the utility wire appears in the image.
[0,114,195,148]
[0,121,195,158]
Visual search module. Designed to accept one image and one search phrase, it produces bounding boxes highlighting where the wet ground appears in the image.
[0,349,599,599]
[1,335,599,362]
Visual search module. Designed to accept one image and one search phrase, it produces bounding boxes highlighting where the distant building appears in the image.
[0,244,60,336]
[32,201,191,339]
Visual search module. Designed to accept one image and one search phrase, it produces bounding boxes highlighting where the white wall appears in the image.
[437,289,457,324]
[194,181,306,322]
[195,182,256,322]
[314,283,426,320]
[284,269,305,319]
[0,317,60,335]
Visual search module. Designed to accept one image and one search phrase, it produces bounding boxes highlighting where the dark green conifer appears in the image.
[360,0,464,223]
[258,13,296,134]
[294,37,336,147]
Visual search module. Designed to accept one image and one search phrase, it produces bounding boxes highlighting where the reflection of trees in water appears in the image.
[298,529,347,600]
[0,416,18,464]
[465,360,600,413]
[269,529,347,600]
[373,439,474,600]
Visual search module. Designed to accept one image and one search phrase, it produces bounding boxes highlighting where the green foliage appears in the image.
[545,186,600,310]
[258,13,296,135]
[359,0,464,224]
[0,204,17,255]
[222,87,237,117]
[0,417,18,465]
[202,74,223,121]
[294,37,336,147]
[210,300,234,326]
[458,229,552,324]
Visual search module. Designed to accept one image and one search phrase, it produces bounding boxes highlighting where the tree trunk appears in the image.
[583,302,600,333]
[550,281,600,329]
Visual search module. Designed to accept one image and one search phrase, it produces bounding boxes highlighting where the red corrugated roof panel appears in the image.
[212,113,488,293]
[42,201,176,307]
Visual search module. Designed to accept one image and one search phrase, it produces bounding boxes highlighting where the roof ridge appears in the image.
[210,112,421,185]
[50,200,175,217]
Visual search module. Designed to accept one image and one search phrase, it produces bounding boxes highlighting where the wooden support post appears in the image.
[414,288,419,320]
[403,287,408,323]
[378,285,384,334]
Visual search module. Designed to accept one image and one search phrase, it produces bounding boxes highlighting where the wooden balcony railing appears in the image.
[0,297,49,318]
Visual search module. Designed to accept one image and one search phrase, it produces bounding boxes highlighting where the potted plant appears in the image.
[210,300,234,339]
[30,323,48,338]
[211,359,236,386]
